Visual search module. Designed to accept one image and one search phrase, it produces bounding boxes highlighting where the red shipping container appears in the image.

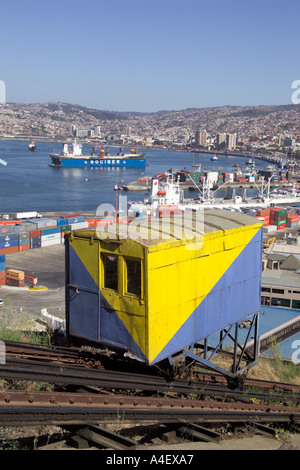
[30,229,41,238]
[0,221,18,225]
[18,244,30,252]
[277,223,287,230]
[287,216,299,223]
[6,278,25,287]
[257,208,271,216]
[0,278,6,286]
[0,270,5,280]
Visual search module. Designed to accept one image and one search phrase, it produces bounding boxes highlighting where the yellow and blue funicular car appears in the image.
[65,209,263,383]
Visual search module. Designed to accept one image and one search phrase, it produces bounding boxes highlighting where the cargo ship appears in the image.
[49,141,146,168]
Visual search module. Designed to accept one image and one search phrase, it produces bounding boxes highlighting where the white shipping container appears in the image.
[41,238,62,247]
[70,222,89,230]
[263,225,277,233]
[41,233,61,241]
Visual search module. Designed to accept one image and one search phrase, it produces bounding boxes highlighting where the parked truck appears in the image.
[15,211,43,220]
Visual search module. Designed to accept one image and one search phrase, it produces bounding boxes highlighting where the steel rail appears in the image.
[0,390,299,427]
[1,357,299,405]
[4,340,300,393]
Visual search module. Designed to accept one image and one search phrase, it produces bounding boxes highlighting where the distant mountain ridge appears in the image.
[5,101,300,120]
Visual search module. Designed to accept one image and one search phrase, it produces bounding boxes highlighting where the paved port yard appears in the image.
[0,244,65,326]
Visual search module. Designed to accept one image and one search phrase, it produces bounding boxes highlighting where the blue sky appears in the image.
[0,0,299,112]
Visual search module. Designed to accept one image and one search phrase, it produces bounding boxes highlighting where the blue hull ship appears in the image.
[50,141,146,168]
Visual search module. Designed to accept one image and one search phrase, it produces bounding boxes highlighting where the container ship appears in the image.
[128,173,300,217]
[49,141,146,168]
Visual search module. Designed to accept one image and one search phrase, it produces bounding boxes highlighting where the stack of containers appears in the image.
[287,210,300,228]
[29,227,41,249]
[235,175,247,183]
[255,208,270,226]
[40,226,61,247]
[0,255,5,286]
[270,207,287,230]
[18,232,30,252]
[60,224,71,240]
[6,269,25,287]
[223,172,231,183]
[63,215,88,231]
[279,170,287,182]
[0,227,19,255]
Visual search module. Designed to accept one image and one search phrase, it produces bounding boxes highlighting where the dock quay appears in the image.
[258,315,300,352]
[122,179,300,191]
[246,315,300,358]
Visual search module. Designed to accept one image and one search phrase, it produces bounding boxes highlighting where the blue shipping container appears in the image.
[0,233,19,243]
[40,227,61,236]
[30,237,41,249]
[19,238,30,246]
[66,216,85,225]
[0,240,18,249]
[55,218,67,226]
[0,262,5,271]
[0,255,5,263]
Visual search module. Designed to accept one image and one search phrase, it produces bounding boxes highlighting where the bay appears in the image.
[0,140,258,214]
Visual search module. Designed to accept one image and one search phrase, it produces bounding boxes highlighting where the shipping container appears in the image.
[30,236,41,249]
[27,218,58,228]
[0,225,15,233]
[41,238,62,247]
[60,225,71,232]
[69,222,89,230]
[273,219,287,226]
[277,223,287,230]
[0,240,18,249]
[287,221,300,228]
[66,216,85,225]
[0,233,18,243]
[6,269,25,280]
[22,222,38,231]
[40,227,61,236]
[65,210,263,368]
[55,218,68,226]
[0,255,5,263]
[0,263,5,273]
[19,238,30,246]
[41,233,61,241]
[18,244,30,252]
[29,229,41,238]
[0,246,18,255]
[61,214,82,220]
[6,278,25,287]
[18,232,30,240]
[0,278,6,286]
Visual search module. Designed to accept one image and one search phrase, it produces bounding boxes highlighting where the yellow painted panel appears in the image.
[71,236,99,285]
[146,225,260,363]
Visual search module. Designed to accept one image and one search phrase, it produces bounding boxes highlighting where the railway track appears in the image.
[0,340,299,433]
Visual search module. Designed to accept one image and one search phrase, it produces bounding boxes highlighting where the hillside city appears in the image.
[0,102,300,157]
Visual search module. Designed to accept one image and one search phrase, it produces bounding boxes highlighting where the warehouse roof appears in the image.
[262,270,300,289]
[280,255,300,271]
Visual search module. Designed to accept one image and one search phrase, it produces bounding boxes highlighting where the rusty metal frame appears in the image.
[170,312,259,384]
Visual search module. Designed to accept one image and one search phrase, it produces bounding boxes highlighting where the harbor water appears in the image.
[0,140,260,213]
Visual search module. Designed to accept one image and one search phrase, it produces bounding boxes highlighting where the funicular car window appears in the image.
[126,258,141,298]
